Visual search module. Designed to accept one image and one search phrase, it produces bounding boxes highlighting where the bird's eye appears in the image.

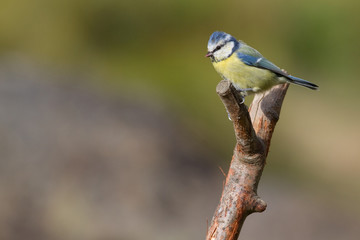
[215,45,222,51]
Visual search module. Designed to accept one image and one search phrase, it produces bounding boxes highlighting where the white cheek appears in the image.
[215,41,235,60]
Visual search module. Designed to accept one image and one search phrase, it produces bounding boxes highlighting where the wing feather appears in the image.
[236,42,288,78]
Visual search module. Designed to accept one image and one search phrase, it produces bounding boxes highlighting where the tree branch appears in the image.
[206,80,289,240]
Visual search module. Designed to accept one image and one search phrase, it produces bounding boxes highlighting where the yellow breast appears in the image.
[212,54,278,92]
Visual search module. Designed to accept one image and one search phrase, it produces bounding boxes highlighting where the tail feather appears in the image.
[287,75,319,90]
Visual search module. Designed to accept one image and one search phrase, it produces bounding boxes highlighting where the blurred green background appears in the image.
[1,0,360,239]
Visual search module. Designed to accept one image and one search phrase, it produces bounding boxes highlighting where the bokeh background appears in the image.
[1,0,360,239]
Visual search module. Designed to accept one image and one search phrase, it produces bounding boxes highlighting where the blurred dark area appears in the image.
[0,58,222,239]
[1,0,360,239]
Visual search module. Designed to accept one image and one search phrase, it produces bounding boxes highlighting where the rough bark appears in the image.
[206,80,289,240]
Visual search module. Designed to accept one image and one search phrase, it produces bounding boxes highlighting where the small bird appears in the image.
[206,31,318,96]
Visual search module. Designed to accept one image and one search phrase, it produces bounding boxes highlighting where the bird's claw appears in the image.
[238,96,245,104]
[227,112,232,121]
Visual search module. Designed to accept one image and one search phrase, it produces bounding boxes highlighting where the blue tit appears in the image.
[206,31,318,96]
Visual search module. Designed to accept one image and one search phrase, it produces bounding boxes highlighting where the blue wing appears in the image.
[235,42,318,90]
[236,50,318,90]
[236,51,287,78]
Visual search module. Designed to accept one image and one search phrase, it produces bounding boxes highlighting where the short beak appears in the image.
[205,52,212,58]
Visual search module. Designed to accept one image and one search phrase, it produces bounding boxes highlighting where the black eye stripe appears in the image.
[214,44,224,52]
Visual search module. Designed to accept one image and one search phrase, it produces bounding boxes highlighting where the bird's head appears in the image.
[206,31,239,62]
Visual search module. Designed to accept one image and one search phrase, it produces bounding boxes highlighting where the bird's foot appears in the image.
[236,88,253,104]
[238,95,245,105]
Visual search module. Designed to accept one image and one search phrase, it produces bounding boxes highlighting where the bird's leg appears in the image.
[222,77,247,105]
[235,88,254,105]
[237,88,253,94]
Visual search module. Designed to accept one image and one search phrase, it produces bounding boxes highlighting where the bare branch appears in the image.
[249,83,289,155]
[206,81,289,240]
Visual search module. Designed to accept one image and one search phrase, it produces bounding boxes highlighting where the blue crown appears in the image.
[208,31,236,46]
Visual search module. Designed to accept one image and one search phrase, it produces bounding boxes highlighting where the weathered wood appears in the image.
[206,81,289,240]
